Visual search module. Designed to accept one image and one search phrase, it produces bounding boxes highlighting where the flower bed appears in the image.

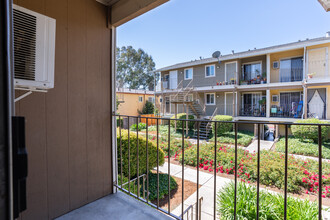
[176,142,330,197]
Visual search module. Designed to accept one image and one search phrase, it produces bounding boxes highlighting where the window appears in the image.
[242,62,262,81]
[205,65,215,77]
[184,68,193,80]
[138,96,143,102]
[148,97,155,103]
[280,57,303,82]
[160,98,163,103]
[205,93,215,105]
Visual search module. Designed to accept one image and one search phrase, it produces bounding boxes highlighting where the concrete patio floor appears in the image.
[56,191,173,220]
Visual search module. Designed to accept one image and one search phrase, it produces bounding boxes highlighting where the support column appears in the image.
[303,85,307,119]
[232,91,235,117]
[185,104,188,136]
[174,103,177,131]
[236,91,240,117]
[266,89,270,118]
[266,54,270,84]
[275,125,279,139]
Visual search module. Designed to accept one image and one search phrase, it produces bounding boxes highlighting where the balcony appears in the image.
[57,191,172,220]
[270,102,303,118]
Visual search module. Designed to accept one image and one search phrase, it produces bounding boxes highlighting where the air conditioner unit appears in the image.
[13,5,56,91]
[273,61,279,69]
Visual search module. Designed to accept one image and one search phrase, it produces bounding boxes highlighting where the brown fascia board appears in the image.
[318,0,330,12]
[109,0,169,27]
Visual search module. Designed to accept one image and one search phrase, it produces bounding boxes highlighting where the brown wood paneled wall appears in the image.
[13,0,112,219]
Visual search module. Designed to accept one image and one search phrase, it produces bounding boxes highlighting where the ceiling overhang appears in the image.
[318,0,330,12]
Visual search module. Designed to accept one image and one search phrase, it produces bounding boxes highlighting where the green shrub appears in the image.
[217,182,319,220]
[291,119,329,142]
[117,118,123,128]
[139,101,155,114]
[170,113,195,130]
[130,123,147,131]
[141,172,177,201]
[212,115,233,136]
[117,129,165,177]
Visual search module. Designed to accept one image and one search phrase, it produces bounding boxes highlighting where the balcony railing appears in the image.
[239,76,267,85]
[270,103,303,118]
[114,114,329,219]
[239,104,266,117]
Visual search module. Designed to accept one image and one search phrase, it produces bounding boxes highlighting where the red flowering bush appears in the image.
[176,142,330,196]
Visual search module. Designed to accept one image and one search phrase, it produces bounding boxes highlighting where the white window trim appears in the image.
[138,96,143,102]
[205,93,216,105]
[225,61,238,82]
[205,64,216,78]
[184,68,193,80]
[242,61,262,79]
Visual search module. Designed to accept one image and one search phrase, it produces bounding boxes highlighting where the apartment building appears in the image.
[155,33,330,137]
[116,88,155,116]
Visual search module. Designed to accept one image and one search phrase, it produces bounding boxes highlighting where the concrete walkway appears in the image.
[246,139,274,153]
[157,162,230,219]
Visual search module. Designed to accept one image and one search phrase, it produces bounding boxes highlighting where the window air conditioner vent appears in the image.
[13,4,56,92]
[13,9,37,81]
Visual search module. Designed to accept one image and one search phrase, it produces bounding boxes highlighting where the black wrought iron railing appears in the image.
[114,114,329,220]
[239,104,266,117]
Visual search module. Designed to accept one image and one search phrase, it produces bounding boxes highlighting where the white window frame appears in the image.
[184,68,193,80]
[225,61,238,82]
[205,93,216,105]
[148,96,155,103]
[205,64,216,78]
[242,61,262,80]
[138,96,143,102]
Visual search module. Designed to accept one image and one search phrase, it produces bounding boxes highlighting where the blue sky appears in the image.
[117,0,330,69]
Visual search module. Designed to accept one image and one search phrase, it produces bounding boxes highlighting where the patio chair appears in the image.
[294,101,303,118]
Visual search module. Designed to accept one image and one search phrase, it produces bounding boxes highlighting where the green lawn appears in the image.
[209,131,254,147]
[275,137,330,159]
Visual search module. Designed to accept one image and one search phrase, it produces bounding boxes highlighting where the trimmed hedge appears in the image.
[130,123,147,131]
[291,118,329,142]
[170,113,195,130]
[117,129,165,177]
[212,115,233,136]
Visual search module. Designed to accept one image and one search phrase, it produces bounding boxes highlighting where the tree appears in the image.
[116,46,158,90]
[139,101,154,114]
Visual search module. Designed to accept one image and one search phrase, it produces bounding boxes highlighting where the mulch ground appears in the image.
[149,174,201,212]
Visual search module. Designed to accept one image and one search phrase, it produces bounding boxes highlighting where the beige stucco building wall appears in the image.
[118,92,155,116]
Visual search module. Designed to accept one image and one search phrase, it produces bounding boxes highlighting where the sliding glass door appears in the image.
[280,57,303,82]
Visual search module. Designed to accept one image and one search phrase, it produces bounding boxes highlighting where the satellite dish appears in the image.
[212,51,221,59]
[212,51,221,64]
